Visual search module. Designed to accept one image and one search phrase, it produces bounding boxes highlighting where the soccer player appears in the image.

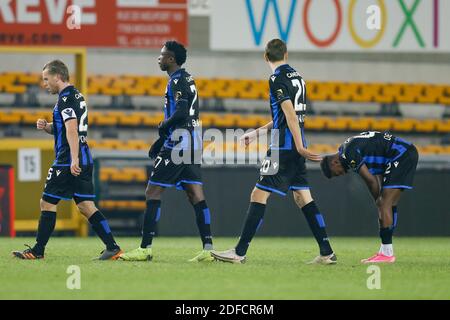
[119,41,214,262]
[211,39,336,264]
[12,60,122,260]
[320,131,419,263]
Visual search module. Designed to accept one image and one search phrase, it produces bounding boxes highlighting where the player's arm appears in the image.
[358,164,381,201]
[240,121,273,146]
[65,119,81,176]
[158,82,189,137]
[280,100,322,162]
[36,119,53,135]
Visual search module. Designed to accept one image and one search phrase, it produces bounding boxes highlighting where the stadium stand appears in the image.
[1,72,449,104]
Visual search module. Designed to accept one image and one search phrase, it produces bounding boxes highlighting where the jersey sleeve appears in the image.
[339,143,364,172]
[270,77,290,105]
[170,77,189,109]
[57,93,78,122]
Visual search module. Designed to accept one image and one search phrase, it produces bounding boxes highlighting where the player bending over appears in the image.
[320,131,419,263]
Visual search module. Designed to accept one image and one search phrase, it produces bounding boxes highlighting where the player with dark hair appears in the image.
[320,131,419,263]
[211,39,336,264]
[12,60,122,260]
[120,41,215,262]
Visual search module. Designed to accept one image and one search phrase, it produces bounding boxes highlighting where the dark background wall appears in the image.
[153,167,450,237]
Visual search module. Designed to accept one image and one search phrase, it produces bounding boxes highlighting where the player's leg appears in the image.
[184,183,212,247]
[76,199,122,260]
[361,188,401,263]
[362,146,418,263]
[12,166,68,259]
[141,184,165,249]
[183,183,215,262]
[212,153,287,263]
[211,187,271,264]
[235,187,271,255]
[120,184,164,261]
[292,189,336,265]
[12,198,58,259]
[121,149,179,261]
[377,188,402,254]
[72,165,122,260]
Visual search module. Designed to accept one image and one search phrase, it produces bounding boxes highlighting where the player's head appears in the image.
[320,153,347,179]
[264,38,288,63]
[42,60,69,94]
[158,41,187,71]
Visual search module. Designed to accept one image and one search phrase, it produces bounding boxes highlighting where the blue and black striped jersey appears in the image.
[52,85,92,166]
[339,131,413,175]
[163,68,201,151]
[268,64,307,151]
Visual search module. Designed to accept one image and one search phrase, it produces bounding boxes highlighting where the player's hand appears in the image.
[297,147,323,162]
[148,138,164,159]
[158,121,169,138]
[36,119,47,130]
[70,160,81,176]
[240,131,257,147]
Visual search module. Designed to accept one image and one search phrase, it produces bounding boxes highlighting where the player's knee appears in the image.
[76,201,96,215]
[250,188,269,203]
[186,191,203,204]
[145,186,162,200]
[293,191,313,208]
[40,198,56,211]
[376,198,391,210]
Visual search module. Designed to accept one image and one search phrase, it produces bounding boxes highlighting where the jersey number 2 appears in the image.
[79,101,88,132]
[189,85,197,116]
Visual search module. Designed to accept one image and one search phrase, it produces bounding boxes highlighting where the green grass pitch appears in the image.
[1,237,449,299]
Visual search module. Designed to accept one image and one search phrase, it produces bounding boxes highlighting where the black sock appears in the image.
[235,202,266,256]
[379,206,397,245]
[193,200,213,249]
[301,201,333,256]
[88,211,119,250]
[379,227,393,244]
[140,200,161,248]
[33,211,56,255]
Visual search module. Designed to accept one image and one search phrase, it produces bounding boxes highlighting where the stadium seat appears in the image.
[236,115,268,129]
[308,82,336,101]
[392,119,418,132]
[372,118,394,131]
[0,111,22,124]
[117,112,144,126]
[438,85,450,105]
[212,114,240,128]
[436,119,450,133]
[332,83,360,102]
[18,73,40,85]
[348,117,375,131]
[418,85,442,104]
[414,119,438,133]
[326,117,352,131]
[142,113,164,127]
[21,111,51,125]
[353,83,382,102]
[200,113,216,127]
[304,116,330,131]
[125,140,149,150]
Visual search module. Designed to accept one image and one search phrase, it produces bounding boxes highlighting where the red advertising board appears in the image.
[0,166,15,237]
[0,0,188,48]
